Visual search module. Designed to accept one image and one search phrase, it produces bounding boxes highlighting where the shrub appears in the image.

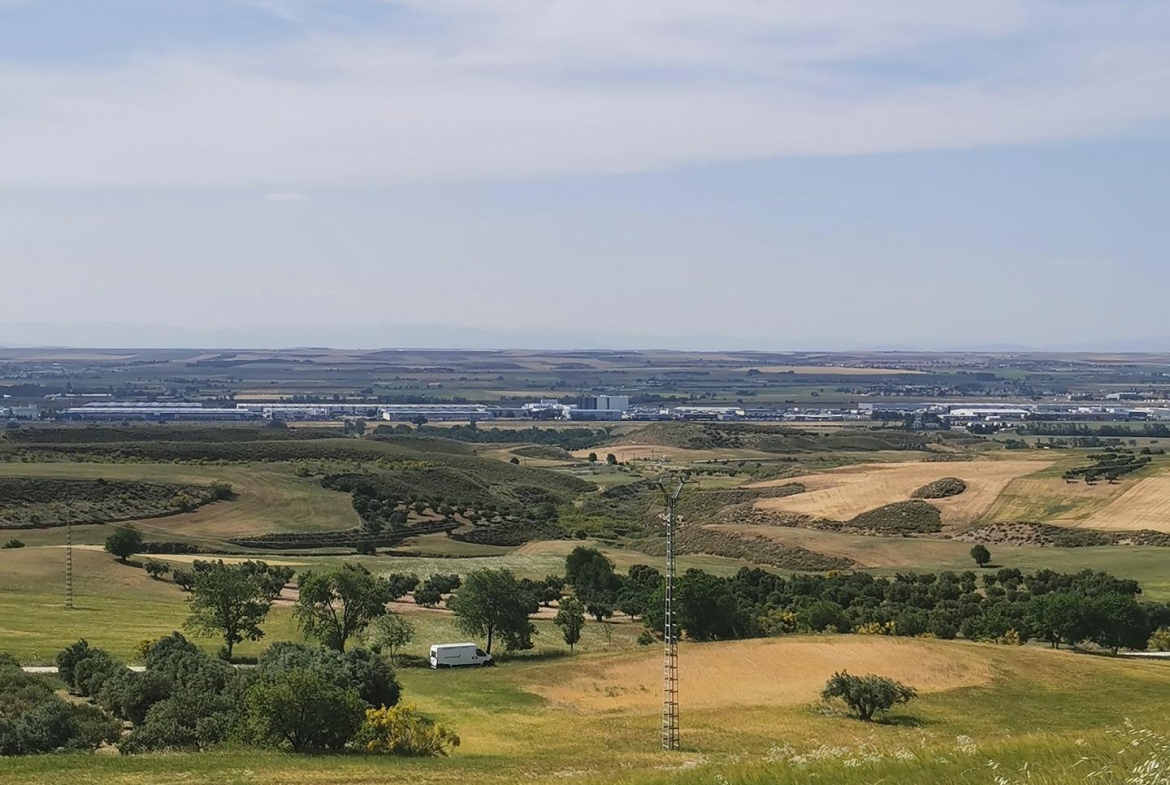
[821,671,917,721]
[97,669,174,725]
[257,643,400,709]
[355,705,460,757]
[1149,627,1170,652]
[2,538,25,549]
[55,639,99,690]
[209,481,234,500]
[1,698,119,755]
[845,501,942,534]
[911,477,968,499]
[239,667,364,752]
[73,653,127,699]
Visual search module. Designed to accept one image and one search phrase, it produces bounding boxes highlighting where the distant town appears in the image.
[5,393,1170,432]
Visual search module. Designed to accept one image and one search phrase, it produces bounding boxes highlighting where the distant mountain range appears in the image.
[0,322,1164,353]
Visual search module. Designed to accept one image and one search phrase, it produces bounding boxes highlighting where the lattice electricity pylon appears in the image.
[64,499,74,610]
[659,477,688,751]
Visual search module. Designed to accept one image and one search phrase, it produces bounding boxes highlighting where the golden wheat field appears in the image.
[750,460,1048,526]
[1076,475,1170,532]
[528,636,995,712]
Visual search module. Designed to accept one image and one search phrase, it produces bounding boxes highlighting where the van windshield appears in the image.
[476,649,487,657]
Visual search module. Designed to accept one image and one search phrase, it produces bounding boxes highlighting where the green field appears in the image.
[2,633,1169,785]
[3,413,1170,784]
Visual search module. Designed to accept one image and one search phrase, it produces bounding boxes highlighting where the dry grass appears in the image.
[713,524,971,568]
[1078,474,1170,532]
[986,476,1126,522]
[0,462,358,542]
[527,636,994,712]
[751,460,1048,527]
[571,444,776,463]
[59,545,311,567]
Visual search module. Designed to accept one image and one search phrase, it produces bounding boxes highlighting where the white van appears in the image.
[429,643,493,669]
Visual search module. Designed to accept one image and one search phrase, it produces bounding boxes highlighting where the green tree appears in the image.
[675,569,744,641]
[1089,592,1151,654]
[448,568,538,655]
[605,453,617,465]
[565,547,619,622]
[1027,591,1089,649]
[541,575,566,606]
[797,599,848,634]
[969,544,992,568]
[185,562,273,660]
[104,526,144,563]
[554,596,586,651]
[294,564,396,652]
[587,452,598,463]
[172,569,195,592]
[821,671,916,721]
[143,558,171,580]
[365,613,416,664]
[239,667,364,751]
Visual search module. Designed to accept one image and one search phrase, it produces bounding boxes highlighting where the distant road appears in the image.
[23,665,146,674]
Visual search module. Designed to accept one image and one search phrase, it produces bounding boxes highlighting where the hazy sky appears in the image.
[2,1,1169,349]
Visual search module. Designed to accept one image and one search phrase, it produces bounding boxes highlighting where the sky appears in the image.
[1,0,1169,350]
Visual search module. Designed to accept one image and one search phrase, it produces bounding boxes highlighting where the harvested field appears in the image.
[1078,474,1170,533]
[528,636,993,712]
[986,476,1125,522]
[59,545,311,567]
[751,460,1048,527]
[571,444,776,463]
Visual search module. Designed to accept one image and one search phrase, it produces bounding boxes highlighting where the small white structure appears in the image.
[429,643,493,669]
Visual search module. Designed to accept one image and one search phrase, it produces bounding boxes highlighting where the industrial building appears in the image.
[63,402,260,422]
[1,405,39,420]
[379,404,496,421]
[577,395,630,412]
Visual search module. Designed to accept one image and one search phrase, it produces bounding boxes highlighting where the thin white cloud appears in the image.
[0,0,1168,188]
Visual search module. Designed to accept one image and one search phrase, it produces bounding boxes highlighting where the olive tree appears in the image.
[821,672,916,721]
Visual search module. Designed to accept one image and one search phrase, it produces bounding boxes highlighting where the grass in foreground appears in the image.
[2,637,1169,785]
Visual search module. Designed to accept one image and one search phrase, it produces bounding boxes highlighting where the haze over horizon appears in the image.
[2,1,1169,350]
